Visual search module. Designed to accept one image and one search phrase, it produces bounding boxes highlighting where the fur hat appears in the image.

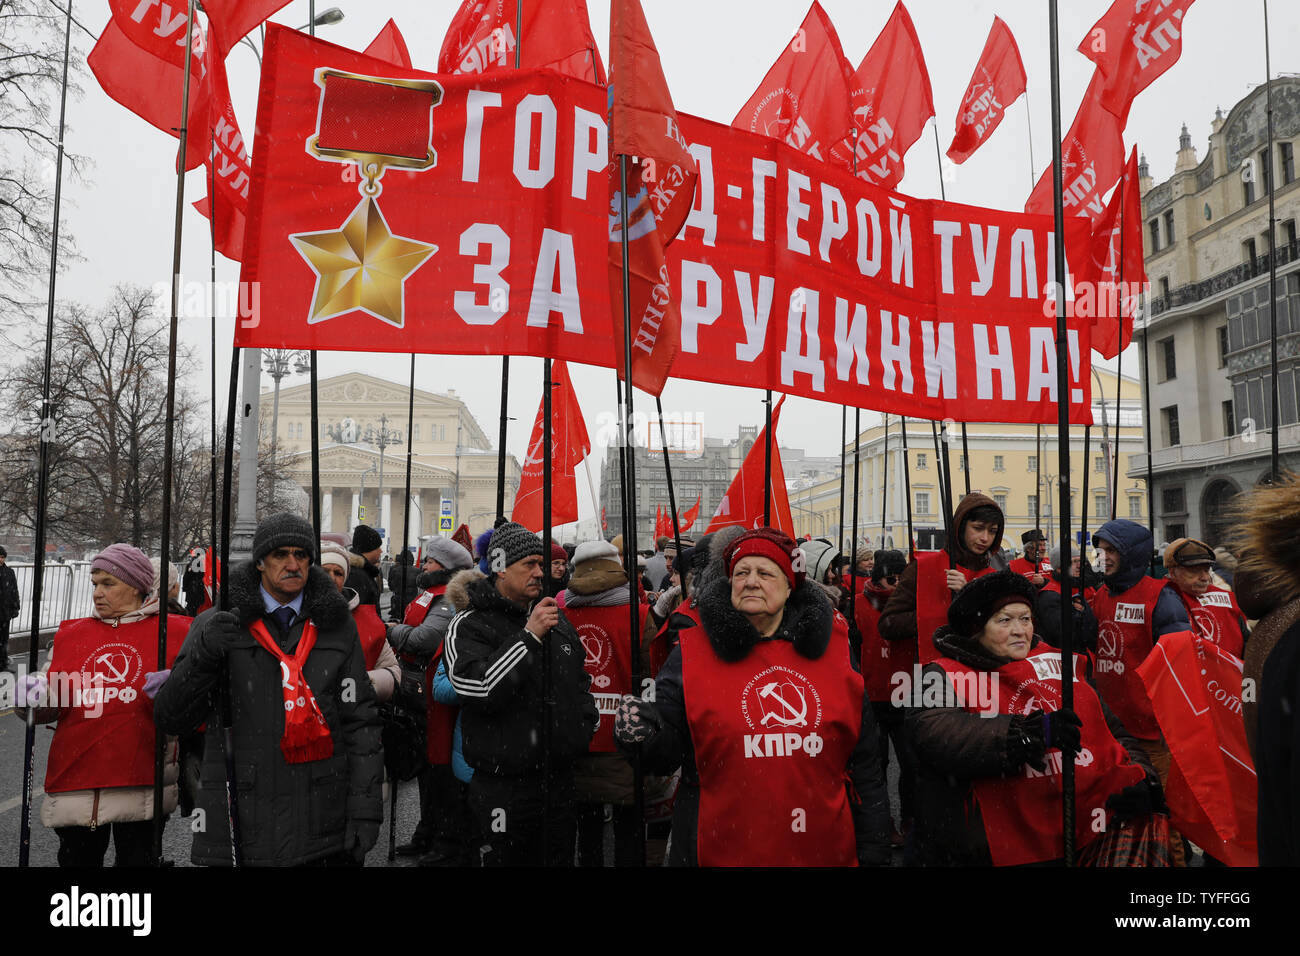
[91,543,154,596]
[871,549,907,582]
[487,522,543,572]
[947,570,1038,638]
[252,513,316,566]
[351,524,382,555]
[724,528,805,590]
[1021,529,1046,545]
[423,535,473,572]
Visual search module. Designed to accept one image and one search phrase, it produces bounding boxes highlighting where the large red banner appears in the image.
[236,27,1092,425]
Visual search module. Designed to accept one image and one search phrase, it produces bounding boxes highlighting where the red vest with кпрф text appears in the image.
[1089,575,1167,739]
[44,615,190,793]
[352,603,387,670]
[857,588,915,703]
[680,617,862,866]
[403,587,439,627]
[916,550,996,664]
[565,602,648,752]
[1175,585,1245,659]
[935,645,1146,866]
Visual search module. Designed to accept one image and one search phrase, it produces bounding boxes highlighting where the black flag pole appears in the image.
[880,414,890,547]
[1111,171,1128,523]
[763,389,773,526]
[218,345,243,867]
[1141,321,1156,574]
[541,357,554,866]
[839,407,848,552]
[616,154,647,864]
[152,0,199,865]
[1047,0,1077,865]
[931,124,972,496]
[848,409,862,610]
[209,133,219,555]
[931,421,955,564]
[656,397,686,600]
[18,0,74,868]
[901,418,915,558]
[388,353,417,863]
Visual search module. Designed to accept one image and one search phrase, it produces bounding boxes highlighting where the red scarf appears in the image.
[249,619,335,764]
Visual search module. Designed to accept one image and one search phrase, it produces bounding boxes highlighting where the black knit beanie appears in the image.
[252,513,316,565]
[351,524,382,554]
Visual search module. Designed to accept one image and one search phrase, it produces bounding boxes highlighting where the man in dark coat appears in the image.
[347,524,383,614]
[443,521,598,866]
[0,546,19,670]
[154,513,384,866]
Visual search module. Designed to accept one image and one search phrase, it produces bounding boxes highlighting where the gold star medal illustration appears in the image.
[291,68,443,328]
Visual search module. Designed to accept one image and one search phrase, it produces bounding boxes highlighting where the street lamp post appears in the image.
[365,414,404,552]
[1091,368,1114,520]
[357,463,376,526]
[264,349,309,463]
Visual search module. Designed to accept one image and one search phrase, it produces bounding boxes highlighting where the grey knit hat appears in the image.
[486,522,543,573]
[251,513,316,565]
[422,535,473,571]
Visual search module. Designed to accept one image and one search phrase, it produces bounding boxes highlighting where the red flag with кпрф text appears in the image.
[1079,147,1147,359]
[609,0,699,395]
[706,396,794,536]
[439,0,606,82]
[946,16,1026,164]
[840,1,935,188]
[1080,0,1197,121]
[1025,70,1125,225]
[512,361,591,532]
[733,3,856,169]
[1137,630,1258,866]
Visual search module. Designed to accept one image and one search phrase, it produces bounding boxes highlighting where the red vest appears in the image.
[403,587,439,627]
[45,615,189,793]
[565,602,648,752]
[935,646,1146,866]
[680,617,862,866]
[352,603,387,670]
[1089,576,1167,739]
[1176,586,1245,659]
[857,587,915,703]
[916,551,996,664]
[1009,557,1052,582]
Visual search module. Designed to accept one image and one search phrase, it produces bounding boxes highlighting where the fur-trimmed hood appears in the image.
[226,559,350,630]
[694,573,834,662]
[445,568,486,612]
[416,567,457,592]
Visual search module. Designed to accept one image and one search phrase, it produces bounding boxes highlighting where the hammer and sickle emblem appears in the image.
[758,681,808,727]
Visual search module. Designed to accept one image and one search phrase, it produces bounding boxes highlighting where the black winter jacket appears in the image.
[154,561,384,866]
[346,556,381,614]
[631,575,892,866]
[444,576,598,775]
[908,626,1156,866]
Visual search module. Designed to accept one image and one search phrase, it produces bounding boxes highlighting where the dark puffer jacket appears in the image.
[909,626,1155,867]
[154,561,384,866]
[444,576,598,775]
[878,491,1009,646]
[631,574,892,866]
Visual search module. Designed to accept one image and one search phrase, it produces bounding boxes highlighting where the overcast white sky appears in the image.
[31,0,1300,523]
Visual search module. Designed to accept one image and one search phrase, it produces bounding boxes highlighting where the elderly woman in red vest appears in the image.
[320,540,399,702]
[614,527,891,866]
[16,544,188,866]
[910,570,1162,866]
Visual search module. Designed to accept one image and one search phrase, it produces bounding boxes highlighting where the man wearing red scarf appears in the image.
[156,513,384,866]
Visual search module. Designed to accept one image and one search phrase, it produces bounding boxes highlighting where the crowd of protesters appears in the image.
[10,468,1300,868]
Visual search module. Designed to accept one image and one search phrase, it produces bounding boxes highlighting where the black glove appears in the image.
[200,611,243,659]
[1043,708,1083,756]
[1106,776,1168,822]
[1009,708,1082,771]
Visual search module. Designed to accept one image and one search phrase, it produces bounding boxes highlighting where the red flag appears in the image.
[840,2,935,188]
[192,28,252,261]
[1079,147,1147,358]
[1137,631,1258,866]
[609,0,699,395]
[511,361,591,531]
[732,2,856,168]
[362,19,413,68]
[946,16,1026,164]
[202,0,293,60]
[1080,0,1197,120]
[654,504,667,541]
[705,396,794,536]
[601,506,608,531]
[1025,70,1125,225]
[678,495,701,534]
[438,0,606,82]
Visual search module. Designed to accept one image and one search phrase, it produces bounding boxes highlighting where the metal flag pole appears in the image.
[901,418,915,558]
[1047,0,1077,865]
[931,420,955,563]
[839,407,848,551]
[218,345,243,866]
[931,124,972,496]
[763,390,773,526]
[209,133,219,556]
[656,397,686,599]
[616,154,647,863]
[307,6,321,555]
[18,0,74,868]
[849,409,863,614]
[881,414,890,547]
[541,358,554,866]
[1111,173,1128,522]
[1264,0,1280,481]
